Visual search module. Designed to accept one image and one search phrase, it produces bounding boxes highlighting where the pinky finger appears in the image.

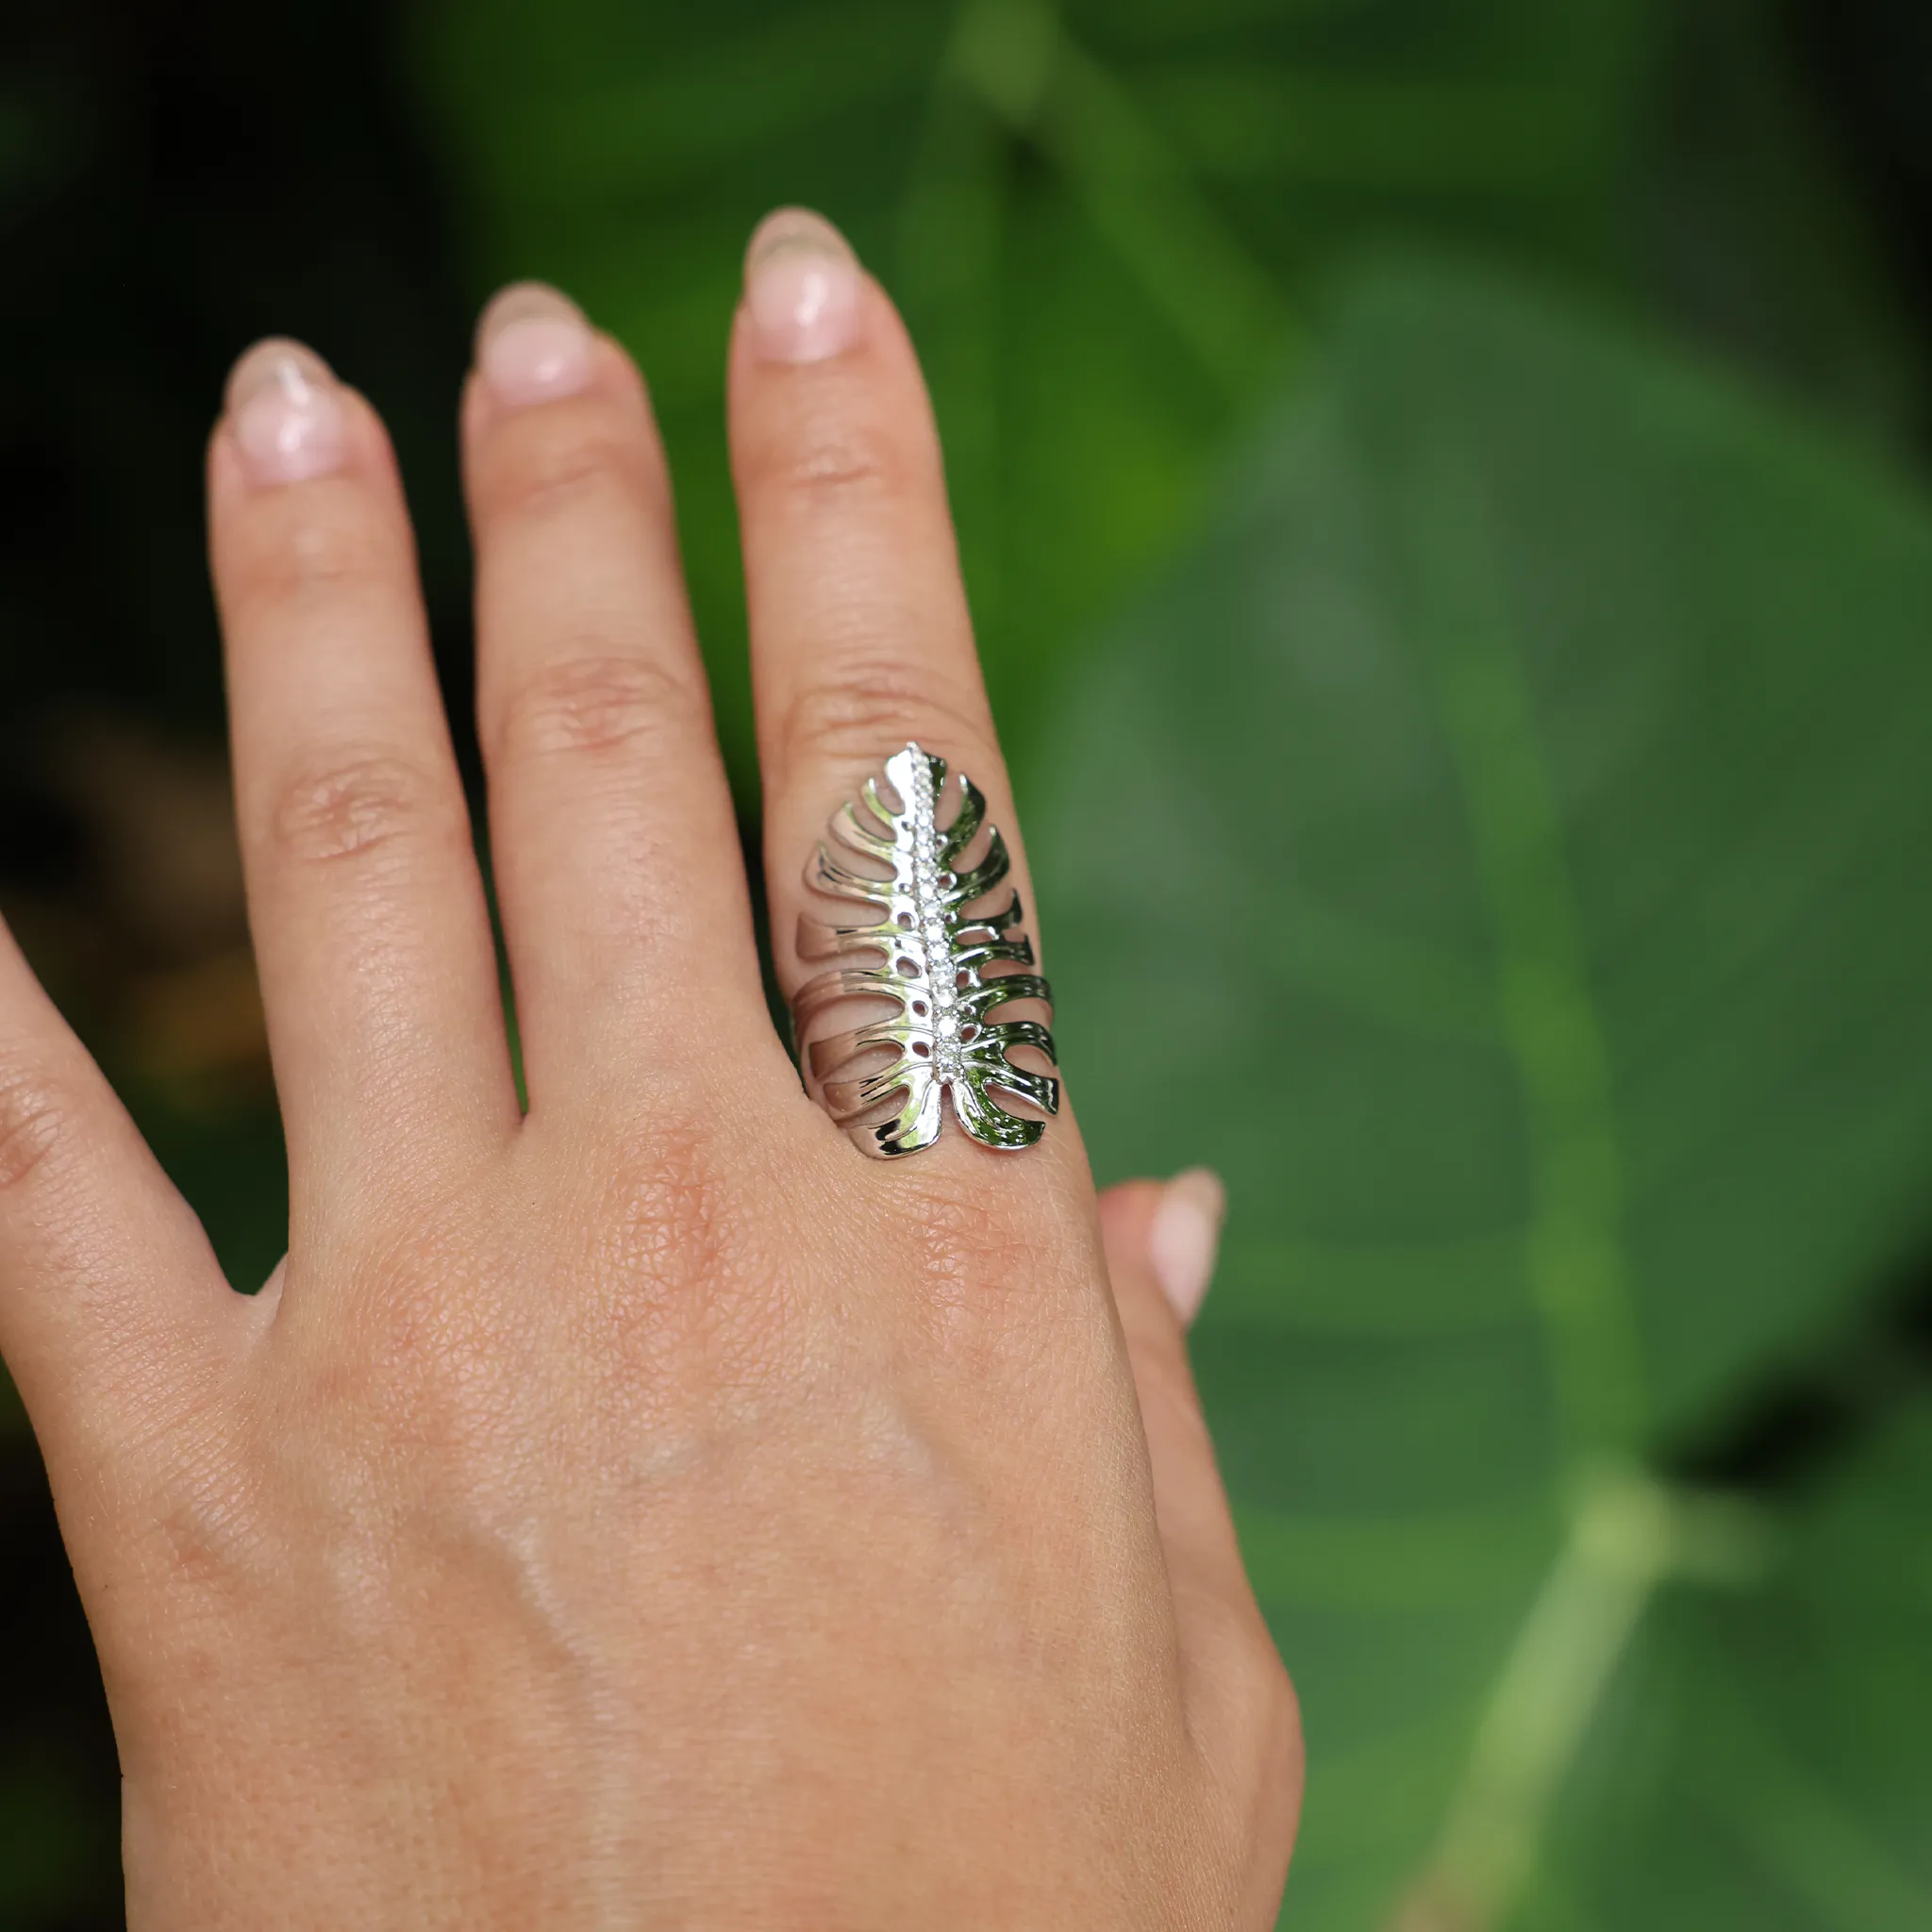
[1101,1173,1269,1659]
[0,920,231,1474]
[1098,1174,1302,1906]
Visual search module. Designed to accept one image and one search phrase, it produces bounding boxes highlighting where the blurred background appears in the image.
[4,0,1932,1925]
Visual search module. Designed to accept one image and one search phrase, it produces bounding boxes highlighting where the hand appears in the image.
[0,208,1299,1927]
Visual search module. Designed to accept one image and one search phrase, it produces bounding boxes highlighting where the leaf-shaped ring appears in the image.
[792,743,1060,1158]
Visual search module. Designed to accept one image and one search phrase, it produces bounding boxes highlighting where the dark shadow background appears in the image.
[3,1,1932,1922]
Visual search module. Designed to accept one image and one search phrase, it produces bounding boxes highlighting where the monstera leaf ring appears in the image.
[791,743,1059,1158]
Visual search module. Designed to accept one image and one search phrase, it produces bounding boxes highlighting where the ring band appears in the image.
[792,743,1059,1158]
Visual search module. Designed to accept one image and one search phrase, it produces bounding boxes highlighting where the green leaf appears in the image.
[1544,1406,1932,1930]
[1027,259,1932,1925]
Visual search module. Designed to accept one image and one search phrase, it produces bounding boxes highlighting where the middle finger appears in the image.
[461,287,772,1115]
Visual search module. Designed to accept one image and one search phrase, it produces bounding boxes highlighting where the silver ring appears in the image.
[792,742,1059,1158]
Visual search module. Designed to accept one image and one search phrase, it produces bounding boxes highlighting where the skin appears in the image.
[0,209,1301,1927]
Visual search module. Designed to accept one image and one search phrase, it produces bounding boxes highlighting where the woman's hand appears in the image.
[0,209,1300,1927]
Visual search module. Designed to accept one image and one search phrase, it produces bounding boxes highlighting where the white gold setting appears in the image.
[791,743,1058,1158]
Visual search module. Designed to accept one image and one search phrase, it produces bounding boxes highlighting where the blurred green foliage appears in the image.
[1036,263,1932,1924]
[413,0,1919,797]
[2,0,1931,1925]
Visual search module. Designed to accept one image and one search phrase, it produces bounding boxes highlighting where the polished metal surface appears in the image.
[793,743,1059,1158]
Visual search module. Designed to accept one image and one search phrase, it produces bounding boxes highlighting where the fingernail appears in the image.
[744,208,861,364]
[1148,1169,1226,1327]
[225,340,347,487]
[476,282,595,407]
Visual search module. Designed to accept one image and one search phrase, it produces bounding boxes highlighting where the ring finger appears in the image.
[728,210,1065,1174]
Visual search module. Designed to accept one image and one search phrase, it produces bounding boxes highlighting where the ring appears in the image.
[792,742,1059,1158]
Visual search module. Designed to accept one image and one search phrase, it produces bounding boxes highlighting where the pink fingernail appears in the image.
[744,208,861,364]
[1148,1169,1226,1327]
[226,340,347,487]
[476,282,595,407]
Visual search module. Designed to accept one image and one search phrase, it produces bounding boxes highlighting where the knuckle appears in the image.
[487,423,658,525]
[1258,1653,1306,1796]
[1129,1318,1202,1418]
[569,1102,804,1393]
[781,662,993,774]
[0,1064,78,1194]
[235,504,391,614]
[262,750,455,873]
[893,1161,1076,1340]
[493,651,698,765]
[772,427,903,508]
[1247,1635,1298,1724]
[1223,1619,1300,1762]
[1189,1615,1300,1823]
[142,1451,262,1603]
[604,1124,730,1296]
